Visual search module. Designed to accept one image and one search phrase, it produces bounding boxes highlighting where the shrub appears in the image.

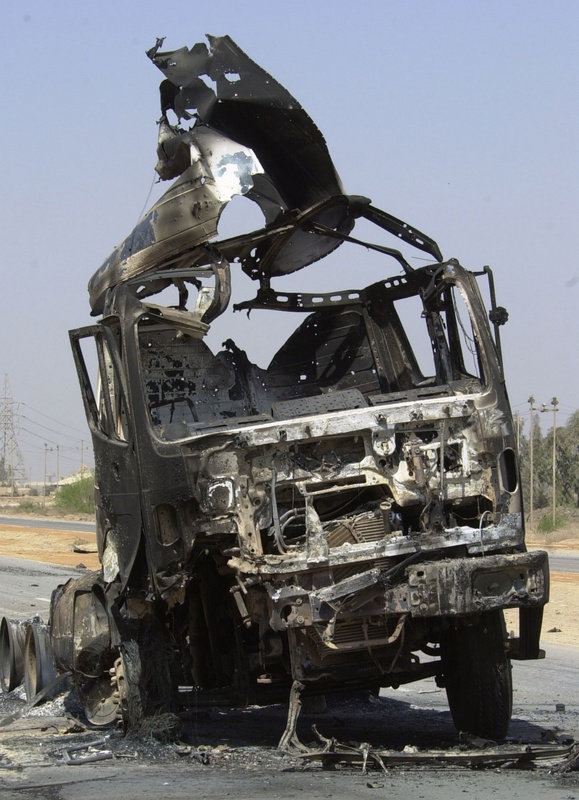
[536,511,565,534]
[54,476,95,515]
[15,499,39,514]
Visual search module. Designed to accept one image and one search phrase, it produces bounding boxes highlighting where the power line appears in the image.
[19,430,85,457]
[18,414,83,443]
[19,401,89,437]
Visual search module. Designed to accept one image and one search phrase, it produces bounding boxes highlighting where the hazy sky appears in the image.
[2,0,578,482]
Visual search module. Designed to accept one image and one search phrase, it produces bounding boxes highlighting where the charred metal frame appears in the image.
[41,35,549,733]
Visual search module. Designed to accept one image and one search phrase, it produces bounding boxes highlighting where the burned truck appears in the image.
[2,35,548,741]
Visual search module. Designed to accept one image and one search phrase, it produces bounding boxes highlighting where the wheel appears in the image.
[0,618,25,693]
[114,627,175,732]
[113,641,145,730]
[78,640,146,729]
[440,610,512,739]
[81,675,119,727]
[23,623,58,702]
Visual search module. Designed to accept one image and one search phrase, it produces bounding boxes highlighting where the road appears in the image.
[550,550,579,573]
[382,642,578,739]
[0,557,82,619]
[0,641,577,799]
[0,515,96,533]
[0,759,576,800]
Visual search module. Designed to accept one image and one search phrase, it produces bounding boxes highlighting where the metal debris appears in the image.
[59,738,113,765]
[550,742,579,774]
[293,727,575,773]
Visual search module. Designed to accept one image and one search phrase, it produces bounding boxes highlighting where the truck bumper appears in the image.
[395,549,549,618]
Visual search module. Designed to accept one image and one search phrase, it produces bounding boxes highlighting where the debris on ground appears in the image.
[550,742,579,774]
[283,724,575,773]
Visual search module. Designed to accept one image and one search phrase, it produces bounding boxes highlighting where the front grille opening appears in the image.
[264,485,395,554]
[310,615,403,661]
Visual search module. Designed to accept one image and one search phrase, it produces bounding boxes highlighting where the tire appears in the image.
[440,610,512,739]
[117,625,175,732]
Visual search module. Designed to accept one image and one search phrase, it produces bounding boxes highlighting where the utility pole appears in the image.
[551,397,558,526]
[44,442,48,503]
[528,397,535,530]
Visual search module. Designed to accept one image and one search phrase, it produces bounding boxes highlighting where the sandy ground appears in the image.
[523,528,579,648]
[0,518,577,646]
[0,523,101,570]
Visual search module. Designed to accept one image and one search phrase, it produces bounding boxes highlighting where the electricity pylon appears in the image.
[0,374,27,489]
